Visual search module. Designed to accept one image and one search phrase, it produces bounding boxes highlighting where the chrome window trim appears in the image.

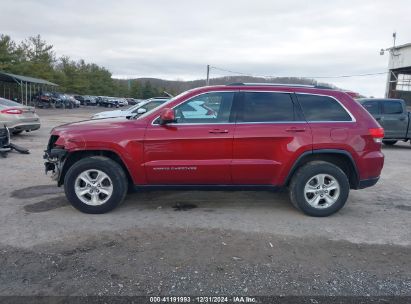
[150,90,356,126]
[295,92,356,123]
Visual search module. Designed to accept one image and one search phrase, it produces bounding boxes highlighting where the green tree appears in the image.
[142,81,154,98]
[130,80,142,98]
[0,34,18,71]
[13,34,55,80]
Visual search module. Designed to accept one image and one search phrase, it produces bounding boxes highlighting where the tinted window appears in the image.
[173,92,234,123]
[383,101,403,114]
[241,92,294,122]
[361,100,380,115]
[297,94,352,121]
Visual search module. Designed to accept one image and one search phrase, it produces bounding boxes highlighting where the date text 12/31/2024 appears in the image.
[150,296,256,303]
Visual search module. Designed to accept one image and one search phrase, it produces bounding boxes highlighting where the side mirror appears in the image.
[137,108,147,114]
[159,108,176,125]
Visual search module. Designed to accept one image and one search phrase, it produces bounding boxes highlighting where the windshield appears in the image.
[135,90,193,120]
[123,103,141,112]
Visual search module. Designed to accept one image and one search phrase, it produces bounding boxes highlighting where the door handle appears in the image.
[399,117,406,121]
[285,127,306,133]
[208,129,229,134]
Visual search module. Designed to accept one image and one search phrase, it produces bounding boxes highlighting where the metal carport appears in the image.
[0,71,58,105]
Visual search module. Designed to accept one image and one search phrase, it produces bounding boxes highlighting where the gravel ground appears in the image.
[0,107,410,298]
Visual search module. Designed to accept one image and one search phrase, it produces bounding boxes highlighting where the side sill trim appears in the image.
[132,184,283,192]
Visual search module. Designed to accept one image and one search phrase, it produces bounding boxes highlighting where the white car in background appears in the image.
[91,97,169,119]
[117,98,129,107]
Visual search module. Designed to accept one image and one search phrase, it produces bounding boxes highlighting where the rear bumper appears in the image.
[357,177,380,189]
[9,122,41,132]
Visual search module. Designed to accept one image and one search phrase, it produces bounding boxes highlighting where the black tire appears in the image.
[64,156,128,214]
[289,161,350,217]
[382,140,397,146]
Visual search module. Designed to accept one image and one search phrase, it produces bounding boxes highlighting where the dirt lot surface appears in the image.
[0,107,410,297]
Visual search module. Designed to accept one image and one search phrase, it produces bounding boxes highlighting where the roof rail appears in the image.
[226,82,316,88]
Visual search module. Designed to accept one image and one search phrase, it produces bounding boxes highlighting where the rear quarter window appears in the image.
[297,94,352,122]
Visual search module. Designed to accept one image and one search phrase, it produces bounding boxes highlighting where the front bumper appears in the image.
[0,126,11,152]
[43,148,68,183]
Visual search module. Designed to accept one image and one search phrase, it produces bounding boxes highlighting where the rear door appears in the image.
[296,93,355,153]
[232,91,312,185]
[381,100,407,138]
[143,91,236,184]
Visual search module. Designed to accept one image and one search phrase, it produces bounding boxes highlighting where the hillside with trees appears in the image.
[1,34,334,99]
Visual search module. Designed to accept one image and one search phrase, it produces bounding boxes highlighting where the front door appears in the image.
[143,91,236,184]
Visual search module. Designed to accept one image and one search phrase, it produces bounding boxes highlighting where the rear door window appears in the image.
[297,94,352,122]
[361,100,380,115]
[240,92,295,122]
[382,101,403,114]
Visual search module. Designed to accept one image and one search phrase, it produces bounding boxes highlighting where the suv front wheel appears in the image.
[289,161,350,217]
[64,156,128,214]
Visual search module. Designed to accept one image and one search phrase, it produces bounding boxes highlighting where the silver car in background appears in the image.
[0,98,41,135]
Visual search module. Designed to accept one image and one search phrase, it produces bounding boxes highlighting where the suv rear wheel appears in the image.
[289,161,349,217]
[64,156,128,214]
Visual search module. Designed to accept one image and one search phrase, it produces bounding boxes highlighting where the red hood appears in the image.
[52,117,134,133]
[51,118,146,151]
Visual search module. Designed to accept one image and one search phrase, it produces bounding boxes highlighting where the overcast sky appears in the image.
[1,0,410,96]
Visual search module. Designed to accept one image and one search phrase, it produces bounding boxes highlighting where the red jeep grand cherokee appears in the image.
[44,83,384,216]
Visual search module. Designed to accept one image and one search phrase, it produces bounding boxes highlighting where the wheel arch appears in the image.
[284,149,359,189]
[58,150,133,187]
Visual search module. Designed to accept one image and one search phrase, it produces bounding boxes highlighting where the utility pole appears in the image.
[393,32,397,48]
[206,65,210,86]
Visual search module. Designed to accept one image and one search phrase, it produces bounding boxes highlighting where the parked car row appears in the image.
[34,92,142,109]
[35,92,80,109]
[73,95,143,108]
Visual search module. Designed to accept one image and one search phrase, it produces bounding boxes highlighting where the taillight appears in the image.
[1,108,23,115]
[369,127,384,143]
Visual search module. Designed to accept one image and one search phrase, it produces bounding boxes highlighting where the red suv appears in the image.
[44,84,384,216]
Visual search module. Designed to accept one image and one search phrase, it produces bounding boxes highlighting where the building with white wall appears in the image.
[385,43,411,106]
